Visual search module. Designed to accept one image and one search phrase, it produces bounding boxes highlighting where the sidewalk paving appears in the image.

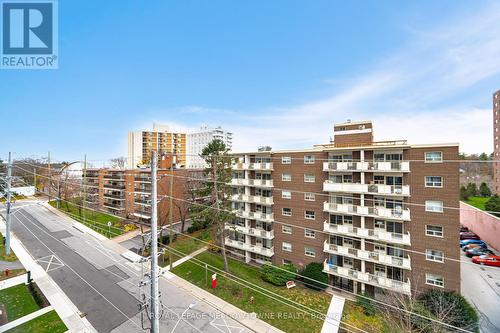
[320,294,345,333]
[0,305,54,333]
[0,273,27,290]
[0,260,24,271]
[0,216,97,333]
[162,246,208,272]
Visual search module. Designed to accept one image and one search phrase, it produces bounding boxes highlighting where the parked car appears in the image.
[460,226,469,233]
[460,232,480,240]
[472,255,500,267]
[465,247,494,258]
[460,239,487,248]
[463,243,487,252]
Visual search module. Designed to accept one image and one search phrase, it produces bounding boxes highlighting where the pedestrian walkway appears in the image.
[0,273,27,290]
[320,294,345,333]
[163,246,208,272]
[0,216,97,333]
[0,260,24,271]
[0,305,54,332]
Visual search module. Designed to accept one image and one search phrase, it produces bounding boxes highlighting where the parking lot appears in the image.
[461,247,500,333]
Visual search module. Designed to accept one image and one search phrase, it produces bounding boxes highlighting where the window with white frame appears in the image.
[281,156,291,164]
[282,207,292,216]
[304,229,316,238]
[426,225,443,237]
[425,151,443,162]
[304,174,315,183]
[304,192,315,201]
[426,249,444,262]
[304,247,316,257]
[282,242,292,252]
[282,225,292,234]
[425,200,444,213]
[282,173,292,181]
[425,176,443,187]
[304,155,315,164]
[282,190,291,199]
[426,273,444,287]
[305,210,315,220]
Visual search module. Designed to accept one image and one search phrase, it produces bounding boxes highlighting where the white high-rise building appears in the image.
[187,125,233,169]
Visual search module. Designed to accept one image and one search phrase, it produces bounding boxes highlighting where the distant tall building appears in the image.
[186,125,233,169]
[128,123,186,168]
[494,90,500,193]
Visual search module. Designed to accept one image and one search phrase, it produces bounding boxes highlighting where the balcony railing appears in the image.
[323,262,411,294]
[323,181,410,196]
[233,162,273,171]
[103,193,125,200]
[231,194,273,205]
[225,224,274,239]
[134,176,151,183]
[134,198,151,206]
[323,161,410,172]
[225,238,274,257]
[234,210,274,222]
[103,203,125,211]
[134,187,151,194]
[103,174,125,181]
[323,202,411,221]
[323,241,411,270]
[103,184,125,190]
[323,221,411,245]
[231,179,273,188]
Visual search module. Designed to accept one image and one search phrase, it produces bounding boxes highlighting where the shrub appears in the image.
[479,182,492,197]
[261,263,297,286]
[301,262,328,290]
[460,185,469,200]
[419,289,479,332]
[485,194,500,216]
[356,291,376,316]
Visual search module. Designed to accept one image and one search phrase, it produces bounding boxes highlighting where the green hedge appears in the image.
[260,263,297,286]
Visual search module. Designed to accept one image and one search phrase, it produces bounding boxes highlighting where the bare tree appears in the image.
[109,157,127,169]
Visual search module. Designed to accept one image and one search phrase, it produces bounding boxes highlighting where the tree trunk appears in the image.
[180,217,186,233]
[219,224,229,272]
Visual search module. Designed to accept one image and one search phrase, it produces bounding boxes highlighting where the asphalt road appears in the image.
[461,250,500,333]
[3,202,252,333]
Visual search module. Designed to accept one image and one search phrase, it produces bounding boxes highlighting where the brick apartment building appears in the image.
[227,120,460,297]
[493,90,500,193]
[83,157,202,227]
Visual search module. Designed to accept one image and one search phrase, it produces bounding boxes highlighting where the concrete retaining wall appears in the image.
[460,201,500,251]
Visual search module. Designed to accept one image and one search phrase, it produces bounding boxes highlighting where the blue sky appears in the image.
[1,0,499,162]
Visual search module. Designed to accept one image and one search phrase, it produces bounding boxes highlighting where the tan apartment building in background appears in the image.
[227,120,460,298]
[128,123,187,168]
[493,90,500,193]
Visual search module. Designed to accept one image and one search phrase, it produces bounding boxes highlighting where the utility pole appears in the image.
[168,154,174,270]
[150,151,160,333]
[5,152,12,256]
[83,154,87,225]
[48,151,51,200]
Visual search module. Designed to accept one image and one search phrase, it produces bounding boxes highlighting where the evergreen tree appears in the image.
[485,194,500,217]
[460,185,469,200]
[466,183,478,197]
[479,182,492,197]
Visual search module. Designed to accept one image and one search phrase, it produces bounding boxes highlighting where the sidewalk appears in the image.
[162,246,208,272]
[0,273,27,290]
[320,295,345,333]
[0,217,97,333]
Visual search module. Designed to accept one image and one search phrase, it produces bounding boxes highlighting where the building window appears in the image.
[282,225,292,234]
[282,190,291,199]
[425,176,443,187]
[426,273,444,287]
[304,155,315,164]
[305,229,316,238]
[282,208,292,216]
[282,242,292,252]
[426,249,444,262]
[282,173,292,181]
[425,151,443,162]
[425,200,444,213]
[304,247,316,257]
[304,174,315,183]
[282,259,292,265]
[305,210,315,220]
[304,192,315,201]
[282,156,291,164]
[426,225,443,237]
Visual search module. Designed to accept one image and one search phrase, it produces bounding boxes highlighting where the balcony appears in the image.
[225,224,274,239]
[233,162,273,171]
[231,194,273,205]
[103,174,125,181]
[134,187,151,194]
[231,178,273,188]
[133,211,151,219]
[103,203,125,211]
[323,241,411,270]
[103,193,125,200]
[234,210,274,222]
[134,176,151,183]
[323,181,410,196]
[225,238,274,257]
[323,202,411,221]
[103,183,125,191]
[323,263,411,295]
[323,221,411,246]
[323,161,410,173]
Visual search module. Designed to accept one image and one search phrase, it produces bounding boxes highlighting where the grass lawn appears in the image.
[5,310,67,333]
[160,229,211,267]
[171,251,331,333]
[464,196,489,211]
[0,284,40,322]
[0,269,26,281]
[49,200,127,238]
[0,234,19,262]
[342,302,390,333]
